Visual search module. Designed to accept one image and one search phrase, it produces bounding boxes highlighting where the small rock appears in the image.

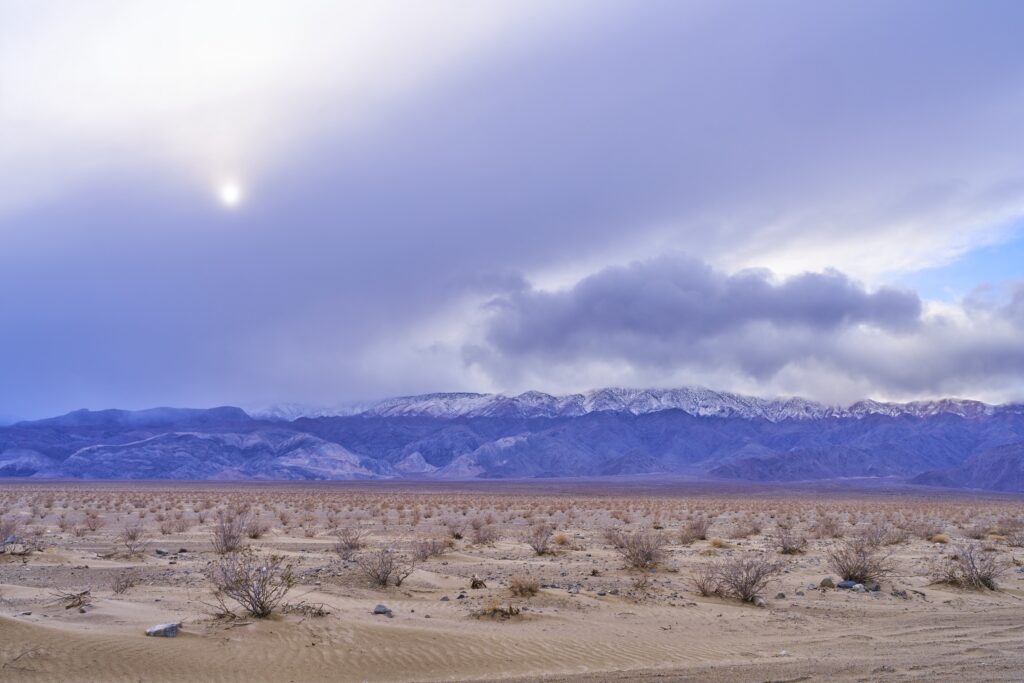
[837,580,858,590]
[145,623,179,637]
[154,549,168,556]
[795,591,805,596]
[775,592,786,599]
[373,604,393,617]
[819,577,835,589]
[753,596,768,608]
[440,596,450,601]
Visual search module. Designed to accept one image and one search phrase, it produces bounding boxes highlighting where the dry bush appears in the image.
[245,517,271,539]
[1,515,21,551]
[525,524,554,555]
[111,569,139,595]
[333,527,367,560]
[117,523,148,557]
[679,517,711,545]
[412,537,451,562]
[930,533,951,544]
[933,544,1004,590]
[909,518,943,540]
[83,511,105,532]
[963,522,991,540]
[210,548,295,618]
[552,532,571,547]
[812,515,844,539]
[772,525,808,555]
[611,529,666,569]
[509,574,540,597]
[471,523,500,545]
[827,538,895,584]
[475,599,520,620]
[709,537,733,549]
[211,511,248,554]
[356,547,416,587]
[694,555,782,603]
[691,563,720,597]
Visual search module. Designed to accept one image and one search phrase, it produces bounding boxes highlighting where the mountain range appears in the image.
[2,387,1023,491]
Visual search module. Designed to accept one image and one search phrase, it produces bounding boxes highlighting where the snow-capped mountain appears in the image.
[5,389,1024,490]
[353,387,1022,422]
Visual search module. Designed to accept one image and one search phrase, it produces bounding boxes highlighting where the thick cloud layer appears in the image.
[1,1,1024,419]
[468,257,1024,403]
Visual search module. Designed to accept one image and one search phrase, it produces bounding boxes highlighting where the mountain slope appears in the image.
[3,392,1024,490]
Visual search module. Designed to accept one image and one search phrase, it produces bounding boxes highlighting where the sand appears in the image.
[1,481,1023,682]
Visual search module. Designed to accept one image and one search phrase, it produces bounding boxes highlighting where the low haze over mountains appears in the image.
[2,388,1023,492]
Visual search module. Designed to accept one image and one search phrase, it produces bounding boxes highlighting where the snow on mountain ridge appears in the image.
[253,388,1024,423]
[356,388,1023,422]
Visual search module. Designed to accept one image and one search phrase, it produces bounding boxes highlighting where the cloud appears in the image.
[466,256,1024,403]
[2,1,1024,417]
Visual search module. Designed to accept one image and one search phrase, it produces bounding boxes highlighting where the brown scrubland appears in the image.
[1,480,1023,682]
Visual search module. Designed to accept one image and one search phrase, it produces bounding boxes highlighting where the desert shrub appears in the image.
[909,518,943,540]
[856,521,893,548]
[679,517,711,545]
[691,563,720,597]
[612,530,666,569]
[693,555,782,603]
[83,511,105,532]
[509,574,540,597]
[827,538,895,584]
[0,515,21,552]
[356,547,416,587]
[772,525,808,555]
[210,548,295,617]
[444,518,466,540]
[525,524,554,555]
[709,537,733,549]
[412,537,450,561]
[811,515,844,539]
[211,511,248,554]
[471,523,500,545]
[333,527,367,560]
[245,517,271,539]
[111,569,139,595]
[933,544,1004,590]
[963,523,991,540]
[117,523,148,557]
[995,516,1023,544]
[552,532,571,547]
[930,533,950,544]
[727,521,761,539]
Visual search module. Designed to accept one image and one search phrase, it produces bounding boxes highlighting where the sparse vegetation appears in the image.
[210,548,295,617]
[608,529,667,569]
[827,537,895,584]
[933,544,1004,590]
[509,574,540,597]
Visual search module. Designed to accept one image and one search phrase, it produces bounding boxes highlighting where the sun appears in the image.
[217,181,243,208]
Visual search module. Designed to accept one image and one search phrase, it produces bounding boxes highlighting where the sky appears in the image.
[2,0,1024,421]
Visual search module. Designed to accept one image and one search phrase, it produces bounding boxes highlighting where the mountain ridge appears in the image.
[3,387,1024,491]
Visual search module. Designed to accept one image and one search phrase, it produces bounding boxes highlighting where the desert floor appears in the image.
[1,480,1023,683]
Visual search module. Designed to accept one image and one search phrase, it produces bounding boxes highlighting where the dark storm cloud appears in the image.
[483,256,922,354]
[468,258,1024,401]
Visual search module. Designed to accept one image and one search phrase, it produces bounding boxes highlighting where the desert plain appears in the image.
[1,480,1023,683]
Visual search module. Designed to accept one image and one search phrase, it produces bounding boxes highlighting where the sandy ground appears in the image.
[1,482,1023,682]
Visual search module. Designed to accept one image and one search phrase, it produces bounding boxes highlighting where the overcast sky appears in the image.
[3,0,1024,420]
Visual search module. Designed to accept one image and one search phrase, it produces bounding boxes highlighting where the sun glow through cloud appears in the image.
[218,181,243,208]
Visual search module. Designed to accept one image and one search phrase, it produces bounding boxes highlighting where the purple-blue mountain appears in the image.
[1,388,1022,491]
